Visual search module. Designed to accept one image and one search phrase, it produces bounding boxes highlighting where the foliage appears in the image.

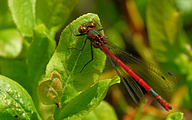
[0,0,192,119]
[0,0,120,119]
[166,112,183,120]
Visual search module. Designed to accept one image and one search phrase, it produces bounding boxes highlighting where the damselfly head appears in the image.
[89,21,97,27]
[78,21,97,33]
[78,26,87,33]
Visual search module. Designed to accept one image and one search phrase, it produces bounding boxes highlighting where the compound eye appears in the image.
[90,21,96,27]
[78,26,86,33]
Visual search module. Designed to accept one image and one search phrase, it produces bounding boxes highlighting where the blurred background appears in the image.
[1,0,192,119]
[65,0,192,120]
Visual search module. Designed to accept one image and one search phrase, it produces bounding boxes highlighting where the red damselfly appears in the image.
[70,21,176,111]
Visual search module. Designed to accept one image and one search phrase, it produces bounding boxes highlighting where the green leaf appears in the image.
[8,0,36,37]
[0,59,29,90]
[165,112,183,120]
[175,0,192,12]
[37,71,62,105]
[146,0,182,64]
[36,0,79,35]
[27,24,55,103]
[0,29,22,58]
[0,75,41,120]
[57,77,119,120]
[46,13,106,104]
[83,101,118,120]
[0,0,15,30]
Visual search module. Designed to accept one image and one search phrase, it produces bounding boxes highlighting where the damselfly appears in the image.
[70,21,176,111]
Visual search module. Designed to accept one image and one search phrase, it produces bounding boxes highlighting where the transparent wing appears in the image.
[106,41,176,91]
[100,45,144,104]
